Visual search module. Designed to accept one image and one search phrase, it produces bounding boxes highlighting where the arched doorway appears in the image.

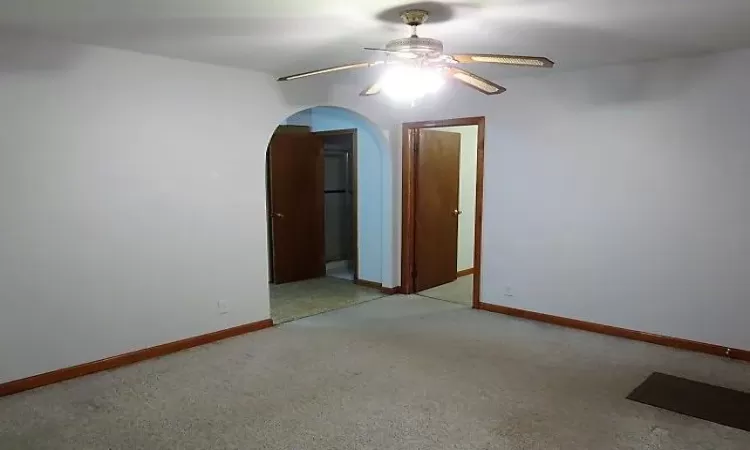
[266,106,390,323]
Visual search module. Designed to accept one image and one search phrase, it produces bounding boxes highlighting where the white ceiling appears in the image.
[2,0,750,80]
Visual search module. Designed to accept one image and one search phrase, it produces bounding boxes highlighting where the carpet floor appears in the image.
[1,295,749,449]
[418,274,474,306]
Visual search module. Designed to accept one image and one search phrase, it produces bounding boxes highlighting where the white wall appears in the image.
[432,125,478,272]
[0,38,401,384]
[283,109,312,127]
[0,40,298,383]
[4,36,749,385]
[354,48,750,351]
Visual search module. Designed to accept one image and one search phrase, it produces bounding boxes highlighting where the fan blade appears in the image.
[277,61,383,81]
[364,47,394,53]
[359,82,382,97]
[448,68,506,95]
[450,54,554,68]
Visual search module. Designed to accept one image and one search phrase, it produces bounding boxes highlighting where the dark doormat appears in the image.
[627,372,750,432]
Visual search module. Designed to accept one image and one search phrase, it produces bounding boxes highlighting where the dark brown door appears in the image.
[268,131,325,283]
[414,129,461,291]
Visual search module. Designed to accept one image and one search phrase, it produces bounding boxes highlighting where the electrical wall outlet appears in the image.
[217,300,229,315]
[504,286,514,297]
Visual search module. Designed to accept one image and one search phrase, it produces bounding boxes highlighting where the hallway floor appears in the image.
[270,276,383,323]
[2,295,748,449]
[326,260,355,281]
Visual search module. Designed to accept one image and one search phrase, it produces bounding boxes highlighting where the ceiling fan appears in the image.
[277,9,554,99]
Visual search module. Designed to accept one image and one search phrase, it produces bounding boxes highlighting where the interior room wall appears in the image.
[6,34,748,388]
[0,37,401,385]
[345,48,750,351]
[431,125,478,272]
[0,40,295,384]
[283,109,312,127]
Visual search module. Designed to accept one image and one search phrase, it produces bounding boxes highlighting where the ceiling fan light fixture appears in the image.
[276,9,555,100]
[379,65,445,103]
[393,51,419,59]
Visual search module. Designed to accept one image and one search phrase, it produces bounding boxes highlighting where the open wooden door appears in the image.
[268,131,325,284]
[414,129,461,291]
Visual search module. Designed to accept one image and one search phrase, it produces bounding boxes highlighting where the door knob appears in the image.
[272,212,285,218]
[453,209,462,216]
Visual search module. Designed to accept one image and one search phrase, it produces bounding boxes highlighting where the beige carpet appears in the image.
[1,296,749,449]
[419,274,473,305]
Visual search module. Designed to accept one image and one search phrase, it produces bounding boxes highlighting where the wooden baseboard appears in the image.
[354,278,381,290]
[457,268,475,278]
[0,318,274,398]
[479,302,750,362]
[354,278,400,295]
[380,286,402,295]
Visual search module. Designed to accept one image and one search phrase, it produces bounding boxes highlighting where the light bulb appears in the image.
[379,66,445,103]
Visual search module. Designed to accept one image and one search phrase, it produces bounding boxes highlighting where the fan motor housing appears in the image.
[385,37,444,57]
